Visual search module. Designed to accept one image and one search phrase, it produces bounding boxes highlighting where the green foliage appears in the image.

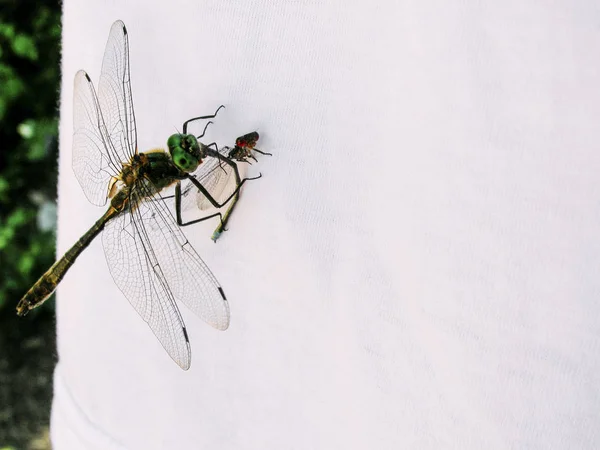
[0,2,60,311]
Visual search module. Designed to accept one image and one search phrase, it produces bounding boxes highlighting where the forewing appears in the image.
[102,192,191,369]
[72,70,121,206]
[97,20,137,163]
[137,183,230,331]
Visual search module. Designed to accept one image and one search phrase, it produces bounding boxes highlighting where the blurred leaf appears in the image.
[6,208,29,228]
[25,118,57,161]
[0,66,25,106]
[5,77,24,98]
[19,252,36,275]
[0,228,15,249]
[17,120,35,139]
[0,177,7,201]
[0,23,15,39]
[12,34,38,61]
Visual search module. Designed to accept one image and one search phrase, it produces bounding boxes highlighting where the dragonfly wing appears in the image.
[196,165,235,211]
[137,183,231,331]
[72,70,121,206]
[178,155,221,213]
[184,146,247,211]
[97,20,137,163]
[102,193,191,369]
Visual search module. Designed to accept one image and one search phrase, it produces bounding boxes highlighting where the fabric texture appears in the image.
[54,0,600,448]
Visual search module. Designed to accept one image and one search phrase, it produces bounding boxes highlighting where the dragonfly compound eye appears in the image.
[167,134,201,172]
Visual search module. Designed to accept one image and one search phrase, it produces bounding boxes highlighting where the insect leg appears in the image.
[175,181,225,228]
[182,105,225,134]
[204,142,227,173]
[197,121,213,139]
[184,170,262,210]
[253,148,273,156]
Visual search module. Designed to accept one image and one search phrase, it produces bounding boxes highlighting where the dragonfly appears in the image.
[16,20,264,370]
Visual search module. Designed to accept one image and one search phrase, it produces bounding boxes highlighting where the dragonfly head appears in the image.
[167,133,203,173]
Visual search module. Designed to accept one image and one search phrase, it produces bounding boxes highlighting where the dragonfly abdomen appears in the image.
[16,207,119,316]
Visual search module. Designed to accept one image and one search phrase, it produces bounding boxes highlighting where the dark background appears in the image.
[0,1,60,448]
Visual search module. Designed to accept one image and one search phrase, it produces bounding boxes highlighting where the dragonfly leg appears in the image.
[197,121,213,139]
[175,182,226,228]
[182,105,225,134]
[184,171,262,210]
[205,142,227,173]
[206,151,243,240]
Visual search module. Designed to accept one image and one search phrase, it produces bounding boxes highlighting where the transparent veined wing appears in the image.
[72,70,122,206]
[135,182,231,331]
[180,146,247,212]
[102,182,230,368]
[97,20,137,164]
[72,20,136,207]
[102,189,192,369]
[195,160,245,212]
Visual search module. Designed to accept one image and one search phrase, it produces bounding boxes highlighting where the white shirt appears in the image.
[54,1,600,448]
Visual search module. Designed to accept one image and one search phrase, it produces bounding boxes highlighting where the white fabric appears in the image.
[54,0,600,448]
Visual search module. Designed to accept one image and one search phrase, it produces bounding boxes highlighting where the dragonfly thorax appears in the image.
[107,157,138,199]
[167,133,205,173]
